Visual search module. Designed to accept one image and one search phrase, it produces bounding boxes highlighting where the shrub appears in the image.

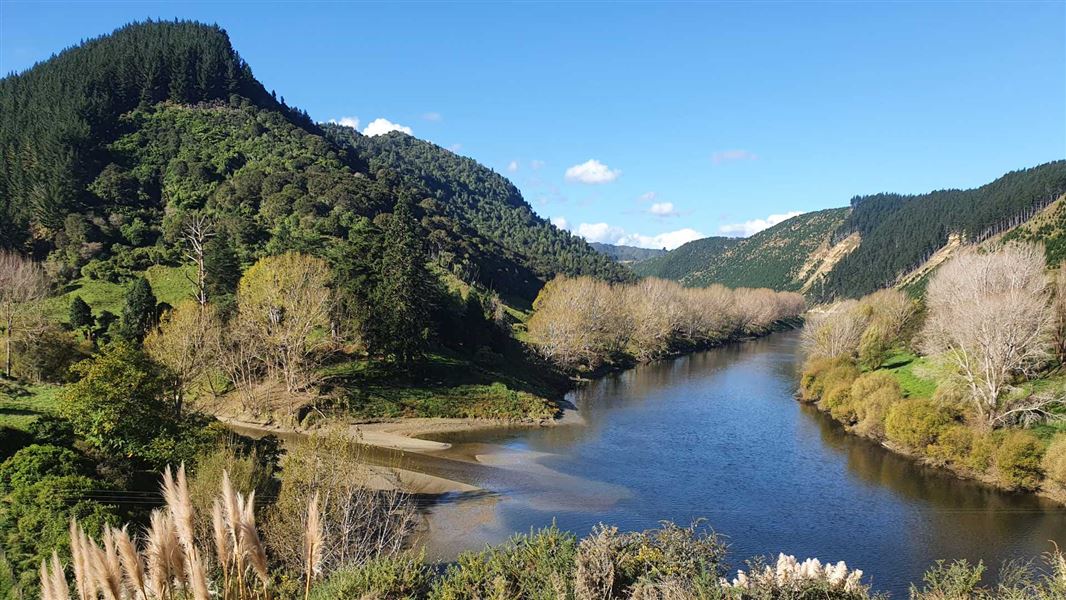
[911,560,984,599]
[799,358,838,402]
[821,364,861,398]
[994,431,1044,490]
[309,552,431,600]
[854,387,902,439]
[884,398,955,451]
[0,444,85,492]
[1041,433,1066,488]
[927,425,974,467]
[26,415,75,447]
[821,383,857,424]
[967,431,996,473]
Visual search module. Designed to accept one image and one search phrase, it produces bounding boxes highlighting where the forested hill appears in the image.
[589,242,668,263]
[0,20,628,302]
[324,126,629,284]
[636,162,1066,300]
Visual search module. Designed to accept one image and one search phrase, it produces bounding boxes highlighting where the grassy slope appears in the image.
[42,265,196,322]
[0,381,62,431]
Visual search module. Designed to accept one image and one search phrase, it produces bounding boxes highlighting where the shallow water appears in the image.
[403,331,1066,596]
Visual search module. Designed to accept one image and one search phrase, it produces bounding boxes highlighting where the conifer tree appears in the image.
[69,296,94,341]
[118,276,158,344]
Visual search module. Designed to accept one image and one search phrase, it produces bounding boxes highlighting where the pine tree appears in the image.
[378,196,431,364]
[69,296,94,341]
[118,276,158,344]
[204,234,241,300]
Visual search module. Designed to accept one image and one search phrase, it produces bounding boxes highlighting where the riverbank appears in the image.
[797,353,1066,506]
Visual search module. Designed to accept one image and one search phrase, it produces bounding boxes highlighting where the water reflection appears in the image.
[417,332,1066,597]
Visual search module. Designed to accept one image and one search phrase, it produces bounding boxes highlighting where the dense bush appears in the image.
[884,398,955,451]
[0,444,85,492]
[850,372,902,438]
[993,430,1045,490]
[1042,433,1066,488]
[310,552,431,600]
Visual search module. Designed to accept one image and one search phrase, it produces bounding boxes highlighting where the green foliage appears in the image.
[910,560,985,599]
[69,296,93,334]
[884,398,955,451]
[926,425,975,467]
[118,276,158,343]
[0,444,84,493]
[310,552,431,600]
[589,242,667,263]
[636,209,848,290]
[59,342,180,463]
[993,430,1044,490]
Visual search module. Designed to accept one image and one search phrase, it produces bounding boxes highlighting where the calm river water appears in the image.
[399,331,1066,596]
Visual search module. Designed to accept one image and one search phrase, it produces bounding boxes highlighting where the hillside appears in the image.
[635,210,848,291]
[589,242,668,263]
[637,162,1066,300]
[0,20,628,304]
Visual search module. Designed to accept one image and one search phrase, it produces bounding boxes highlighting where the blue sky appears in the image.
[2,1,1064,248]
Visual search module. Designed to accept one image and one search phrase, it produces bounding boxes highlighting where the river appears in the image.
[389,331,1066,596]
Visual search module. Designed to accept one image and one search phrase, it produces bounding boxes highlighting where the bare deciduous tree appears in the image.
[801,300,868,360]
[0,251,48,378]
[145,299,223,415]
[922,244,1057,429]
[183,215,215,308]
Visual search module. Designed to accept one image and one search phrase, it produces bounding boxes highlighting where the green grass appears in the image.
[0,381,62,431]
[319,350,562,421]
[42,264,195,323]
[881,350,938,399]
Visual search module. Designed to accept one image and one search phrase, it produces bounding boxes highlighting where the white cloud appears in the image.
[639,191,657,202]
[648,202,679,217]
[718,211,802,237]
[422,112,442,122]
[448,143,463,153]
[550,216,569,229]
[564,159,621,184]
[363,118,413,137]
[569,222,702,250]
[712,149,758,164]
[507,160,519,173]
[530,159,545,170]
[328,116,360,129]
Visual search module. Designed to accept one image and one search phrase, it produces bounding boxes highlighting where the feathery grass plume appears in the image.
[50,551,71,600]
[86,533,120,600]
[162,464,196,553]
[185,545,211,600]
[221,470,241,539]
[240,490,270,587]
[303,491,323,600]
[40,558,55,600]
[115,525,148,600]
[212,498,232,592]
[69,519,92,600]
[145,509,176,597]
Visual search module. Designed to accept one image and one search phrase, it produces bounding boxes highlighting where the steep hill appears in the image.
[638,161,1066,300]
[635,210,848,291]
[589,242,668,263]
[0,20,628,303]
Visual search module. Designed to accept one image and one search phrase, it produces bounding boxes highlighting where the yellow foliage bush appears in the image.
[854,387,903,438]
[993,431,1045,490]
[884,398,955,451]
[798,358,840,402]
[927,425,974,467]
[1041,433,1066,488]
[821,383,856,423]
[967,431,996,472]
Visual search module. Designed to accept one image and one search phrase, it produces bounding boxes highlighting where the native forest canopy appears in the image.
[4,19,1066,600]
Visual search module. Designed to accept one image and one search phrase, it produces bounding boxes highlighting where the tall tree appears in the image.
[0,251,48,377]
[204,234,240,301]
[69,296,94,342]
[376,197,432,364]
[118,276,158,344]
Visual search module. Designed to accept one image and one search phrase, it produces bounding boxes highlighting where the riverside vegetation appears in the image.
[800,243,1066,498]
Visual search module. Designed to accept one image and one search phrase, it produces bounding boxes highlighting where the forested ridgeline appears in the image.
[589,242,668,263]
[527,276,806,371]
[800,244,1066,499]
[638,162,1066,301]
[0,19,627,305]
[816,161,1066,300]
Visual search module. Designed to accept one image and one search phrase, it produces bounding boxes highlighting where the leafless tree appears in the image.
[922,244,1058,429]
[0,251,48,378]
[183,214,215,308]
[802,300,868,360]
